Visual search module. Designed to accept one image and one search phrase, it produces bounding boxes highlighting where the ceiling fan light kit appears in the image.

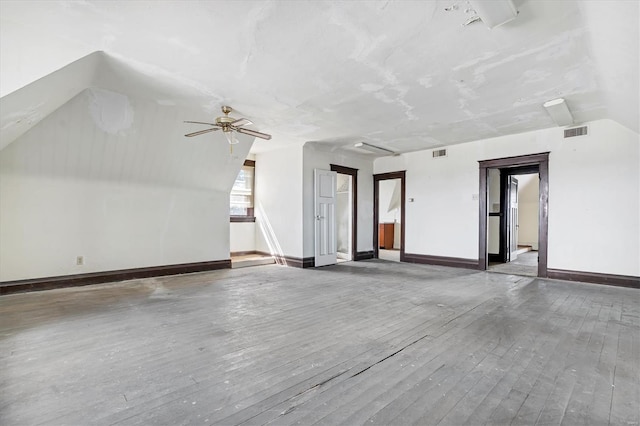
[184,106,272,148]
[224,130,239,145]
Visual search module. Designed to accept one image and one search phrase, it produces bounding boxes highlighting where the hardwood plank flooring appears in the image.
[488,251,538,277]
[1,260,638,425]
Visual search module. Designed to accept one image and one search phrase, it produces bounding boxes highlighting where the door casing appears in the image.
[373,171,406,261]
[479,153,549,277]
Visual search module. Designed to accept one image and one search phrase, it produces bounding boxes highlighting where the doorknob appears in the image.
[316,215,324,220]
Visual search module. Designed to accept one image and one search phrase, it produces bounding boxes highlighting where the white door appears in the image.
[314,169,337,267]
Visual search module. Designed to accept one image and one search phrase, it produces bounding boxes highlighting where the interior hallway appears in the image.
[1,261,638,425]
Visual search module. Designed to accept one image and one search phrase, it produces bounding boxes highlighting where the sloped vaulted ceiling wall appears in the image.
[0,52,101,151]
[0,55,252,281]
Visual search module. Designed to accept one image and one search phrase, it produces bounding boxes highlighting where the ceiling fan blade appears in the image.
[236,127,272,140]
[230,118,252,127]
[184,121,218,126]
[185,128,219,137]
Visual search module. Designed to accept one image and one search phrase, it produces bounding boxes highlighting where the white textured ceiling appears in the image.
[1,0,638,155]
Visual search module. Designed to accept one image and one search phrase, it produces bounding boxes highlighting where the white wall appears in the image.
[517,173,539,250]
[378,179,401,223]
[302,144,374,258]
[0,88,251,281]
[230,223,256,253]
[374,119,640,277]
[254,145,303,258]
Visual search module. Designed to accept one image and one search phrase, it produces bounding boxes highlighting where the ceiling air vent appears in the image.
[432,148,447,158]
[564,126,588,138]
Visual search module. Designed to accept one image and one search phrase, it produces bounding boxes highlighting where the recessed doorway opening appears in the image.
[335,173,353,263]
[479,153,549,278]
[374,171,406,262]
[487,169,539,277]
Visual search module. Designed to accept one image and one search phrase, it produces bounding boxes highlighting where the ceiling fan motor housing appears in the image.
[218,106,235,131]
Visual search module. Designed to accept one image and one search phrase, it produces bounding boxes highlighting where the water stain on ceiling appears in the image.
[0,0,637,155]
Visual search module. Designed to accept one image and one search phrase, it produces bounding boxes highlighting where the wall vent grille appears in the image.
[432,149,447,158]
[564,126,588,138]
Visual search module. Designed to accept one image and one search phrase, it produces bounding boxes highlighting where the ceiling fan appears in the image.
[184,106,272,145]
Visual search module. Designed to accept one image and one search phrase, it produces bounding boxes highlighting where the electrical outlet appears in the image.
[76,256,84,266]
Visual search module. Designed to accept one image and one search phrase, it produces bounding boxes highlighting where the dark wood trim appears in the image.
[230,250,258,257]
[400,173,406,262]
[488,253,502,263]
[403,253,481,270]
[547,269,639,289]
[374,171,407,180]
[331,164,358,262]
[230,216,256,223]
[499,171,508,263]
[508,165,539,175]
[354,250,375,261]
[478,152,550,169]
[0,260,232,295]
[271,255,314,268]
[373,171,406,261]
[243,159,256,167]
[330,164,358,176]
[255,251,313,268]
[299,257,315,268]
[479,152,549,276]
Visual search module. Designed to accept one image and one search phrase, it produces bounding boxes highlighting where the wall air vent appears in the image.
[432,149,447,158]
[564,126,588,138]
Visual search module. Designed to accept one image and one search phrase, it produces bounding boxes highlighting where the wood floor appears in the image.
[489,251,538,277]
[1,260,638,425]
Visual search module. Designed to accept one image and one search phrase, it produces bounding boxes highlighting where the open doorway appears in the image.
[331,164,357,263]
[335,173,353,262]
[374,171,406,262]
[479,153,549,277]
[487,169,539,276]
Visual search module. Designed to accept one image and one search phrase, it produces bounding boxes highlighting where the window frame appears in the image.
[230,159,256,223]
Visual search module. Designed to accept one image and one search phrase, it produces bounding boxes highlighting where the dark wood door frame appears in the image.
[479,153,549,277]
[373,171,406,261]
[331,164,358,262]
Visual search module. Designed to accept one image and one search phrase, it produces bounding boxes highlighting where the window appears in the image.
[230,160,255,222]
